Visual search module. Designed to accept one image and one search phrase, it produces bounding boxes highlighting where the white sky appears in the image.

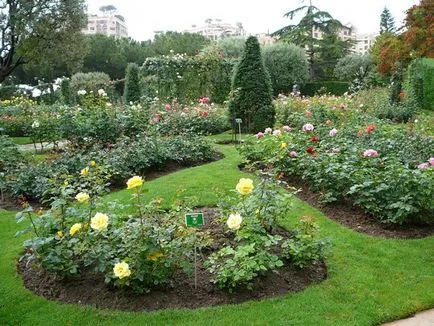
[86,0,419,41]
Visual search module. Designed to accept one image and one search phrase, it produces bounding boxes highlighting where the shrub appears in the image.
[124,63,141,103]
[407,58,434,110]
[228,36,274,133]
[60,78,72,105]
[262,42,310,96]
[300,81,349,96]
[70,72,112,98]
[334,54,373,82]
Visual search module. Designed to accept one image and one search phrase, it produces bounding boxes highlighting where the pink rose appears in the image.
[164,104,171,111]
[302,123,314,132]
[264,128,272,134]
[282,125,292,132]
[289,151,298,158]
[329,128,338,137]
[256,132,264,139]
[418,162,429,169]
[273,130,281,136]
[363,149,379,158]
[429,157,434,166]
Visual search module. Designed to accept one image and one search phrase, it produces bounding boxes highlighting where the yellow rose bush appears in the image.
[206,176,330,290]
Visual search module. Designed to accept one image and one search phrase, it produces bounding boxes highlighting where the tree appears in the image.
[272,0,344,79]
[151,31,210,56]
[99,5,117,15]
[228,36,274,133]
[201,37,246,59]
[262,42,310,95]
[124,63,141,103]
[0,0,87,83]
[380,7,396,34]
[334,54,373,81]
[314,33,354,80]
[403,0,434,58]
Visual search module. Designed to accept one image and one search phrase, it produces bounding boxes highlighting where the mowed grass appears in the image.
[0,142,433,325]
[10,136,32,145]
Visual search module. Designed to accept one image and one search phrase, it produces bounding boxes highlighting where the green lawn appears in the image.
[10,137,33,145]
[0,144,433,326]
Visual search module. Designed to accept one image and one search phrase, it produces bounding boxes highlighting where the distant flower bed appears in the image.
[241,95,434,224]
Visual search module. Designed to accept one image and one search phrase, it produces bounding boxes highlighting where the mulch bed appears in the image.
[281,174,434,239]
[17,207,327,312]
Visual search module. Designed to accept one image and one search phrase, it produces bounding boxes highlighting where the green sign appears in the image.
[185,213,204,227]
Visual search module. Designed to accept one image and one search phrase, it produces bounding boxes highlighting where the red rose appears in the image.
[311,135,319,142]
[366,124,375,133]
[307,147,315,154]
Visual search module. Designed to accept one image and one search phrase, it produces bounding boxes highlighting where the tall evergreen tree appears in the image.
[228,36,274,133]
[380,7,396,34]
[124,63,141,103]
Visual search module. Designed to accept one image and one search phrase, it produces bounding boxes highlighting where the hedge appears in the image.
[407,58,434,111]
[300,81,350,96]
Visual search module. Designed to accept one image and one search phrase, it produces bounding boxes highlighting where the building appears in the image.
[312,24,378,55]
[82,14,128,38]
[185,19,245,40]
[256,33,278,46]
[353,33,378,55]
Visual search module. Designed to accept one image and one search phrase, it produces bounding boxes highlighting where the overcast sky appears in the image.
[86,0,419,41]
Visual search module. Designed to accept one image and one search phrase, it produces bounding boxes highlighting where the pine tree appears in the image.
[124,63,141,103]
[228,36,274,133]
[380,7,396,34]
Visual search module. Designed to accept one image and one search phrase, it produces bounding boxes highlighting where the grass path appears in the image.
[0,144,433,325]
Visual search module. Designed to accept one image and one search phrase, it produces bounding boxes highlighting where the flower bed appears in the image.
[16,176,329,307]
[240,98,434,224]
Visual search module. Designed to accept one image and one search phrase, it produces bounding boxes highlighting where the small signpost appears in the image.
[185,212,205,289]
[235,118,242,143]
[185,213,204,228]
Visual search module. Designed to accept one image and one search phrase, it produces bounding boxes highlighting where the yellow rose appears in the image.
[148,251,164,261]
[113,261,131,279]
[126,176,144,189]
[235,178,254,195]
[90,160,96,167]
[91,212,109,231]
[281,142,287,149]
[75,192,90,203]
[227,213,242,230]
[80,167,89,176]
[69,223,82,236]
[56,231,64,238]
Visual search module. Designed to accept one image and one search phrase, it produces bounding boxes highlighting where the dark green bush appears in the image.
[300,81,349,96]
[228,36,274,133]
[407,58,434,110]
[124,63,141,103]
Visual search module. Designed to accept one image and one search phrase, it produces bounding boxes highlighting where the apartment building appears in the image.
[312,24,378,55]
[185,19,245,40]
[82,14,128,38]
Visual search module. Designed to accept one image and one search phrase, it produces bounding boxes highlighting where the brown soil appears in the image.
[17,208,327,312]
[282,175,434,239]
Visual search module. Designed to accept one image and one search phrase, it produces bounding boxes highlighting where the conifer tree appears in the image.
[124,63,141,103]
[380,7,396,34]
[228,36,274,133]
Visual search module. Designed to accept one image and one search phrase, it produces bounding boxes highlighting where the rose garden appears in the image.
[0,1,433,325]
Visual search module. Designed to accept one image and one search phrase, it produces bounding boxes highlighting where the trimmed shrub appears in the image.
[60,78,71,105]
[228,36,274,133]
[262,42,310,96]
[300,81,349,96]
[70,72,111,97]
[407,58,434,110]
[124,63,141,103]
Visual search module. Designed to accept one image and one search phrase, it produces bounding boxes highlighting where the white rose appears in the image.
[227,213,242,230]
